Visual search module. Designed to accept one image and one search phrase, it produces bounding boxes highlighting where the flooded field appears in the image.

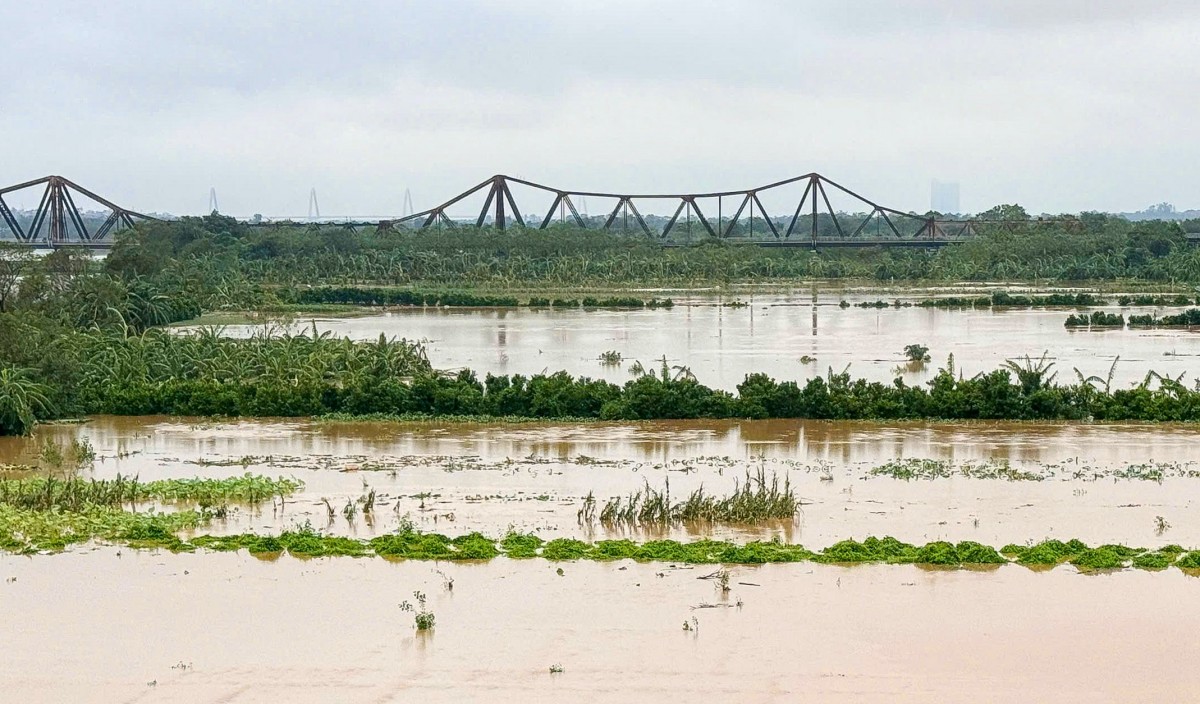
[2,551,1198,703]
[10,416,1200,549]
[196,291,1200,390]
[16,291,1200,701]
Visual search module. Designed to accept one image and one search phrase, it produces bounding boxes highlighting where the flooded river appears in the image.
[17,289,1200,702]
[197,291,1200,390]
[2,552,1198,703]
[9,416,1200,548]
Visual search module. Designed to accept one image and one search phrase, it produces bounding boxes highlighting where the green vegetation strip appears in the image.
[108,213,1200,289]
[0,472,1193,572]
[7,521,1200,573]
[0,474,301,553]
[854,292,1107,309]
[0,473,302,509]
[284,286,673,310]
[13,331,1200,436]
[1065,308,1200,329]
[580,471,797,525]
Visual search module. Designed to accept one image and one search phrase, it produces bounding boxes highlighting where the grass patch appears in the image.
[581,469,797,527]
[0,473,301,511]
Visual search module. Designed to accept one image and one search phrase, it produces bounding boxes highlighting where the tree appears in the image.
[978,204,1030,221]
[0,367,52,435]
[0,245,35,312]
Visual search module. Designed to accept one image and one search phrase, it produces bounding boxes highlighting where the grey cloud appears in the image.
[0,1,1197,215]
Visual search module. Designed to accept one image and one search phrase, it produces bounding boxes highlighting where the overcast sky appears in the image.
[1,0,1197,217]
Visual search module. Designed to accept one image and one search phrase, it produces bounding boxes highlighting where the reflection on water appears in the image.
[9,416,1200,466]
[189,291,1200,390]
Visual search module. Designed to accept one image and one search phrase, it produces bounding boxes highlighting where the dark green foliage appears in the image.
[921,292,1105,309]
[499,532,543,558]
[1117,294,1195,306]
[814,536,918,563]
[856,300,908,308]
[286,286,520,307]
[1064,311,1125,328]
[1127,308,1200,327]
[96,215,1200,293]
[1070,547,1127,570]
[726,539,814,563]
[541,538,591,560]
[279,527,367,557]
[1015,539,1092,566]
[1131,550,1176,570]
[1175,551,1200,569]
[912,541,960,565]
[590,539,640,560]
[999,544,1027,558]
[955,541,1007,564]
[13,322,1200,431]
[452,532,500,559]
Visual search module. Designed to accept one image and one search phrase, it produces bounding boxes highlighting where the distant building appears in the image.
[931,180,960,214]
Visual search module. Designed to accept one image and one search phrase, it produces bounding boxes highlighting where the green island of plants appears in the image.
[283,286,672,310]
[1128,308,1200,327]
[1066,308,1200,328]
[8,327,1200,435]
[1064,311,1125,328]
[853,292,1109,310]
[6,516,1200,574]
[0,473,301,553]
[578,470,798,526]
[0,470,1192,573]
[1117,294,1198,306]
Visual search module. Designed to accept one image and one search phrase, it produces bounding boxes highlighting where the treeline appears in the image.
[1065,308,1200,329]
[852,292,1107,309]
[0,247,202,330]
[1064,312,1125,328]
[283,286,673,309]
[0,317,431,435]
[9,329,1200,434]
[100,212,1200,290]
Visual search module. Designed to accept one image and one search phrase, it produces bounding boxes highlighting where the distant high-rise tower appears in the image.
[209,187,219,214]
[931,180,960,214]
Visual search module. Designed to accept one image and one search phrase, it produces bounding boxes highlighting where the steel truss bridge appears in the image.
[383,172,993,247]
[0,176,154,247]
[0,172,1035,248]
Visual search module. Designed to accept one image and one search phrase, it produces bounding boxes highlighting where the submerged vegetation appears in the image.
[284,286,672,310]
[869,458,1046,482]
[4,512,1198,573]
[1128,308,1200,327]
[9,331,1200,433]
[897,292,1109,309]
[1064,311,1125,328]
[0,473,300,511]
[0,473,301,553]
[577,470,798,526]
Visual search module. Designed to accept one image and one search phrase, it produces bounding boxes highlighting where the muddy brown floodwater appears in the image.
[8,416,1200,548]
[20,288,1200,701]
[2,552,1198,703]
[194,290,1200,390]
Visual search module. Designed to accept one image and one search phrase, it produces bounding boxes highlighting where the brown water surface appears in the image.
[1,551,1196,703]
[8,416,1199,548]
[191,291,1200,390]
